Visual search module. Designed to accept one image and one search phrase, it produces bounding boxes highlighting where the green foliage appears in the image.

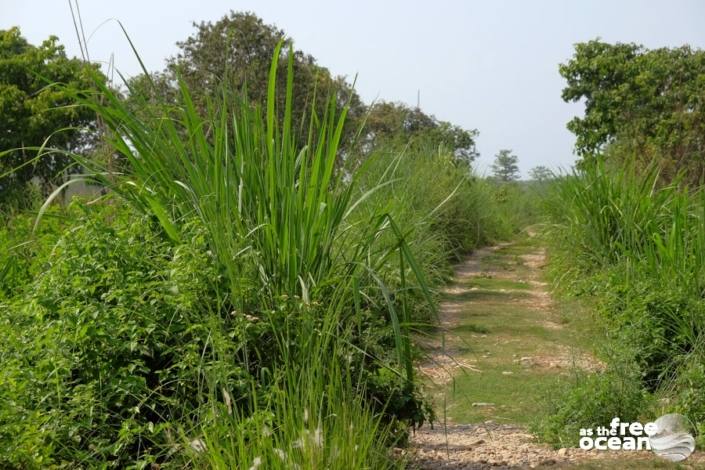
[491,149,520,182]
[0,19,517,468]
[362,101,479,165]
[0,200,429,467]
[130,11,479,163]
[0,178,41,215]
[535,359,650,447]
[0,204,64,301]
[130,11,364,149]
[351,144,517,321]
[545,161,705,445]
[493,181,545,231]
[561,40,705,182]
[0,204,237,466]
[528,165,554,182]
[546,162,705,283]
[186,326,404,470]
[0,40,470,466]
[669,358,705,447]
[0,27,102,196]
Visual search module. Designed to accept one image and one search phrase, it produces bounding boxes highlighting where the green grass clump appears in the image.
[533,356,651,447]
[543,160,705,446]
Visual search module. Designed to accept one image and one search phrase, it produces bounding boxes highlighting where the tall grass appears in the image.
[36,41,443,465]
[350,145,515,321]
[185,313,403,469]
[547,162,705,292]
[76,41,352,304]
[69,41,439,372]
[544,160,705,442]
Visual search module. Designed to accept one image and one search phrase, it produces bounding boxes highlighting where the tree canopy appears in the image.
[491,149,520,181]
[0,27,100,195]
[529,165,554,182]
[130,11,365,147]
[363,101,478,165]
[128,12,478,165]
[560,39,705,182]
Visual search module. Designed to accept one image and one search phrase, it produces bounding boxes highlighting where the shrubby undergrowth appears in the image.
[1,205,226,465]
[539,161,705,446]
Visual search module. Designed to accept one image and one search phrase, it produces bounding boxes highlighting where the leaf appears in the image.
[145,196,180,243]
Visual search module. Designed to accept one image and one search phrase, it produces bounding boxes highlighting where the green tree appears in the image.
[130,11,364,147]
[364,101,479,164]
[125,11,481,166]
[0,27,100,198]
[560,39,705,182]
[529,165,554,182]
[491,149,520,181]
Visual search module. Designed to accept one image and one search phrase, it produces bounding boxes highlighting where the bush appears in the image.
[534,357,651,447]
[0,203,242,466]
[669,359,705,447]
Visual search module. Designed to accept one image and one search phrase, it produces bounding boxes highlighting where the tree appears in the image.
[131,11,364,147]
[0,27,101,198]
[529,165,554,182]
[363,101,479,164]
[560,39,705,182]
[125,11,481,167]
[491,149,520,181]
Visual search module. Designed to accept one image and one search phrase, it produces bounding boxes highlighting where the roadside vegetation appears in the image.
[538,40,705,449]
[0,12,527,468]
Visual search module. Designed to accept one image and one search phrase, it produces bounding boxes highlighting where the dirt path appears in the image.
[410,233,703,469]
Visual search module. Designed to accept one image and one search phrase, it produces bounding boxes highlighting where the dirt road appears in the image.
[410,234,703,469]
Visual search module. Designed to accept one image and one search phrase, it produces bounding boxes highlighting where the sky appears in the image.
[3,1,705,177]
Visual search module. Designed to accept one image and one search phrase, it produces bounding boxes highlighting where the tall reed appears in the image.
[45,41,442,465]
[546,160,705,388]
[62,41,440,380]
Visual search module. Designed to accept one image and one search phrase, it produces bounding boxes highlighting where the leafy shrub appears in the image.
[669,359,705,447]
[0,205,68,301]
[0,203,246,466]
[534,357,651,447]
[597,269,705,389]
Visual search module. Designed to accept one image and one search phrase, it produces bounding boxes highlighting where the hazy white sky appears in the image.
[3,1,705,176]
